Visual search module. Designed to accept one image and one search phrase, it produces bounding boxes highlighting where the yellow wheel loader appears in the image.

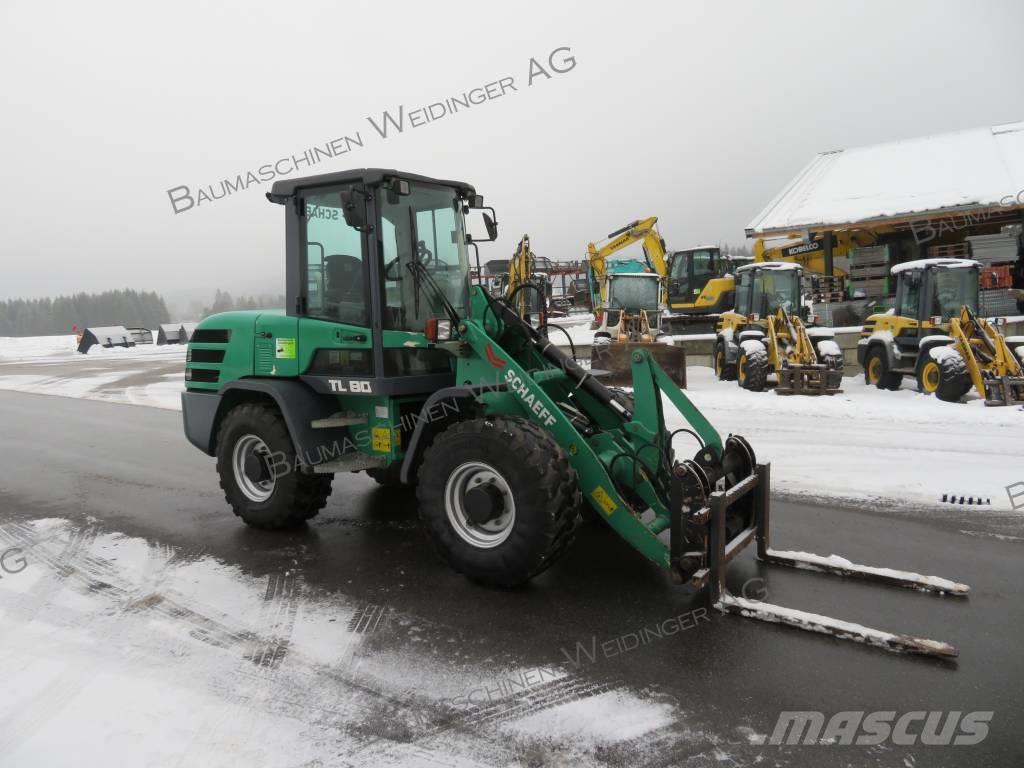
[858,258,1024,405]
[714,263,844,395]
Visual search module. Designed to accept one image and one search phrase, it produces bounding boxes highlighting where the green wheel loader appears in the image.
[182,168,967,657]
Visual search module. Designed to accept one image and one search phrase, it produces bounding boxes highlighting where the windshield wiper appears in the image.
[406,261,460,326]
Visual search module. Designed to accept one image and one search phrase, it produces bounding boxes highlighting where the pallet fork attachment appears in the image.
[670,464,968,658]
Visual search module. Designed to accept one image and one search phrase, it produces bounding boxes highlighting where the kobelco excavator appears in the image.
[181,169,967,658]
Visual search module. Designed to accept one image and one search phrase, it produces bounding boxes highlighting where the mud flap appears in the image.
[592,341,686,387]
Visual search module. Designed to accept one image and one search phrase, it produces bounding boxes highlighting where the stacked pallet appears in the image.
[927,243,971,258]
[804,273,846,303]
[847,245,889,298]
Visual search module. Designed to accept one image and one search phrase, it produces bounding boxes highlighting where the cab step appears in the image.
[313,453,386,474]
[311,411,368,429]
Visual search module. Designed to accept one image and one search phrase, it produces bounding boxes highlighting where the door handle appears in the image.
[342,334,367,342]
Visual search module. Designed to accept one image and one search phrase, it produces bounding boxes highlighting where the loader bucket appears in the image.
[591,341,686,387]
[76,326,135,354]
[157,323,184,345]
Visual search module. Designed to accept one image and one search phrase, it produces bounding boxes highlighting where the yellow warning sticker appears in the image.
[393,428,402,449]
[371,427,392,452]
[590,485,618,516]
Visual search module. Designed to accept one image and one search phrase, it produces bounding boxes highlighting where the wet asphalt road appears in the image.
[0,389,1021,767]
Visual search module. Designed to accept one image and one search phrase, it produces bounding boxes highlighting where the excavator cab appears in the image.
[665,246,737,332]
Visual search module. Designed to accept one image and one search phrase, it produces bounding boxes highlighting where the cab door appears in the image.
[294,187,377,390]
[668,252,692,308]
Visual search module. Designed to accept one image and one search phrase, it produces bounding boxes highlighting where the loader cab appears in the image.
[733,263,803,320]
[265,168,494,396]
[668,246,721,304]
[893,259,981,327]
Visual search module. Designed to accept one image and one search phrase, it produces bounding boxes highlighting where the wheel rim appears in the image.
[714,350,723,376]
[921,361,940,393]
[232,434,276,503]
[444,461,516,549]
[867,356,881,384]
[738,356,746,384]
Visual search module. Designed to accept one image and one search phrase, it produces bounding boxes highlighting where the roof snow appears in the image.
[747,120,1024,236]
[736,261,802,272]
[890,257,981,274]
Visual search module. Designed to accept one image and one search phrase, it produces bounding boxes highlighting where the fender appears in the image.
[182,378,347,458]
[399,384,506,485]
[857,337,899,370]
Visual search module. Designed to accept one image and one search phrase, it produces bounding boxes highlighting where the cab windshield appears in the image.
[930,267,979,320]
[752,269,800,315]
[607,274,661,311]
[378,183,470,331]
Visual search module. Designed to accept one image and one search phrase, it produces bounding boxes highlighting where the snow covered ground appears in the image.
[670,367,1024,515]
[1,333,1021,515]
[0,518,742,767]
[0,334,185,410]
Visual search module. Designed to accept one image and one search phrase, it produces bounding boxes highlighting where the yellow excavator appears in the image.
[503,234,549,322]
[585,218,685,385]
[587,217,736,334]
[752,230,892,277]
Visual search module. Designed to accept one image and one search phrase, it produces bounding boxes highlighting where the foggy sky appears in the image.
[2,0,1023,303]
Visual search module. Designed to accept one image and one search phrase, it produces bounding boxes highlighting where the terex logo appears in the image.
[504,369,557,426]
[485,344,506,369]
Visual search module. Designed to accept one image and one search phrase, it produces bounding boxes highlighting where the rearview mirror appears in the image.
[339,189,367,230]
[483,212,498,242]
[467,194,485,208]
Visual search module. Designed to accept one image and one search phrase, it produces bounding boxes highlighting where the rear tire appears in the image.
[864,346,901,391]
[216,403,333,529]
[714,340,737,381]
[936,351,972,403]
[417,417,581,587]
[915,353,942,395]
[737,346,768,391]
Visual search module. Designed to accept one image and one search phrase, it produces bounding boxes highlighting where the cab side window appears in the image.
[735,271,752,315]
[303,191,367,326]
[898,272,921,318]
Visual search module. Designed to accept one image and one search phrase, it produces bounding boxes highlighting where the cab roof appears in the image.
[735,261,803,273]
[266,168,476,203]
[890,257,981,274]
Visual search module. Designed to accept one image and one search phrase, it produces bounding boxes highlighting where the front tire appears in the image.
[215,403,332,529]
[936,351,972,403]
[417,417,581,587]
[737,345,769,391]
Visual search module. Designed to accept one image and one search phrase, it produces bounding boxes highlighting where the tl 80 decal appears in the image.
[328,379,373,394]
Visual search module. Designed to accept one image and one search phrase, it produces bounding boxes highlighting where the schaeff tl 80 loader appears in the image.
[181,169,967,658]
